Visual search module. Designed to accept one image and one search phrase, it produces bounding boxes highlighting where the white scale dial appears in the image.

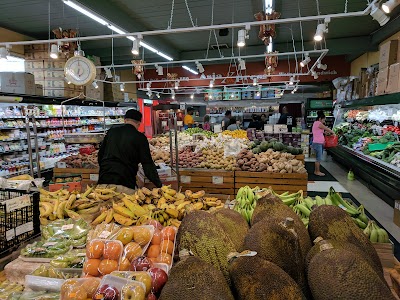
[64,56,97,86]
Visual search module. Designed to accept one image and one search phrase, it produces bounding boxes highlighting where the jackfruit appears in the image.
[251,194,311,258]
[176,210,237,285]
[159,256,234,300]
[229,256,306,300]
[213,208,249,251]
[308,246,395,300]
[243,217,309,297]
[308,205,383,277]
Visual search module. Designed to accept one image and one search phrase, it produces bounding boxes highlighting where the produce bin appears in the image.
[234,171,308,195]
[373,241,395,268]
[179,169,235,198]
[0,189,40,258]
[53,168,99,190]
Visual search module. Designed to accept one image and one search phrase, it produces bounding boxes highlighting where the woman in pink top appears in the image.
[203,115,211,131]
[312,111,335,176]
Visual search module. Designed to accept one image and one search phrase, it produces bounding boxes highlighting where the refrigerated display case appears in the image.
[305,98,335,129]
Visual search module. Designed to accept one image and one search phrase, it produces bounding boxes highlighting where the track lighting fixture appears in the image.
[237,25,250,47]
[370,4,390,26]
[238,58,246,70]
[382,0,400,13]
[300,53,311,67]
[155,64,163,76]
[209,80,214,88]
[120,83,125,92]
[64,77,71,85]
[256,91,261,97]
[190,94,194,99]
[311,70,319,79]
[314,18,330,41]
[175,81,179,89]
[156,93,160,98]
[195,61,204,73]
[146,91,153,98]
[289,77,295,85]
[131,39,141,56]
[253,78,258,86]
[104,67,113,78]
[92,81,98,89]
[0,47,8,60]
[50,44,59,59]
[146,82,151,91]
[171,90,175,99]
[230,93,235,98]
[317,61,327,70]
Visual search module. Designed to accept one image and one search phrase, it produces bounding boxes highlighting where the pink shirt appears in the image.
[312,121,325,144]
[203,122,211,131]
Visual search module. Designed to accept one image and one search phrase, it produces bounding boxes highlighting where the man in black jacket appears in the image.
[98,109,162,190]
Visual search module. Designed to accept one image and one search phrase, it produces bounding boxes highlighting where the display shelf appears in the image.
[340,93,400,109]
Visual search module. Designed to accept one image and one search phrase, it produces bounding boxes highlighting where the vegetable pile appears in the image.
[58,151,99,169]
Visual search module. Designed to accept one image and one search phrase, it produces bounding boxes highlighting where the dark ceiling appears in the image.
[0,0,400,67]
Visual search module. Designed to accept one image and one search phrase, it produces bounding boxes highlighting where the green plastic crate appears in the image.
[368,142,395,151]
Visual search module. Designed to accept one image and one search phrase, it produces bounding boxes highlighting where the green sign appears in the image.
[309,99,333,109]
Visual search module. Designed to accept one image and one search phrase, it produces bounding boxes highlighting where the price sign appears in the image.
[57,162,67,168]
[214,124,222,133]
[90,174,99,181]
[5,195,31,213]
[16,222,33,236]
[180,104,186,110]
[212,176,224,185]
[181,175,191,184]
[61,224,74,231]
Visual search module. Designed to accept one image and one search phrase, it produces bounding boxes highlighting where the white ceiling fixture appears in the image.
[311,70,319,79]
[104,67,113,78]
[0,47,8,60]
[317,61,327,70]
[171,89,175,99]
[253,78,258,86]
[155,64,163,75]
[209,80,214,88]
[175,81,179,89]
[314,18,330,41]
[131,35,142,56]
[382,0,400,13]
[190,94,194,99]
[238,58,246,70]
[300,52,311,67]
[146,82,151,90]
[289,76,295,85]
[195,61,205,73]
[156,92,160,98]
[92,81,99,89]
[62,0,173,61]
[182,65,198,75]
[50,44,59,59]
[120,83,125,91]
[370,4,390,26]
[237,25,250,47]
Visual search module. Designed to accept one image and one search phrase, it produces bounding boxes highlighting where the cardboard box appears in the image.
[49,181,81,192]
[0,72,35,95]
[387,63,400,94]
[379,40,400,70]
[274,124,288,133]
[376,67,389,95]
[35,84,43,96]
[394,200,400,227]
[85,81,104,100]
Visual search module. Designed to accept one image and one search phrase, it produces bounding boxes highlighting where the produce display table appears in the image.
[4,257,46,285]
[179,169,235,198]
[52,167,99,190]
[234,171,308,194]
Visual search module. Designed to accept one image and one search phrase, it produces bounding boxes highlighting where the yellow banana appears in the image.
[193,202,204,210]
[65,209,81,220]
[185,190,193,198]
[112,203,136,219]
[96,193,116,201]
[177,201,191,211]
[205,201,219,207]
[105,209,114,224]
[76,201,98,210]
[137,190,146,201]
[163,193,175,202]
[165,208,179,219]
[39,202,53,217]
[81,186,94,199]
[157,197,167,208]
[191,191,205,199]
[40,218,49,225]
[161,185,171,192]
[151,188,160,198]
[141,187,152,196]
[113,213,135,226]
[95,187,116,194]
[52,199,60,217]
[164,188,176,196]
[175,193,185,201]
[92,210,108,225]
[160,203,169,209]
[170,219,181,228]
[77,206,100,215]
[168,204,176,210]
[122,198,147,217]
[49,213,56,221]
[64,194,76,210]
[57,201,67,219]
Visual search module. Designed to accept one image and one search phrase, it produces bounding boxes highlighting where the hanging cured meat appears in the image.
[265,52,279,75]
[254,11,281,46]
[52,27,78,56]
[132,60,145,79]
[167,73,179,88]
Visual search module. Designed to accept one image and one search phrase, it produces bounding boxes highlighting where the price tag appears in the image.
[177,121,183,127]
[90,174,99,181]
[57,162,67,168]
[77,253,87,257]
[43,242,58,247]
[180,104,186,110]
[181,175,191,184]
[61,224,74,231]
[214,124,222,133]
[6,229,15,241]
[212,176,224,185]
[99,231,111,239]
[320,243,334,252]
[5,195,31,213]
[16,222,33,236]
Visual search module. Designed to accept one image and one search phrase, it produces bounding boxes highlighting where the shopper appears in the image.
[98,109,162,191]
[278,106,290,124]
[184,107,195,129]
[223,110,232,130]
[203,115,211,131]
[227,117,240,131]
[260,113,267,124]
[248,114,262,130]
[312,111,335,176]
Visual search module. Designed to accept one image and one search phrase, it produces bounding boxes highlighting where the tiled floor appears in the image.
[307,157,400,243]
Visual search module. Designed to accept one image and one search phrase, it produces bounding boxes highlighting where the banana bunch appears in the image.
[364,220,390,243]
[274,190,304,206]
[234,186,257,223]
[0,281,24,299]
[149,208,182,227]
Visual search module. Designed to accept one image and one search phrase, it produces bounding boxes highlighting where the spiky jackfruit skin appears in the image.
[243,218,309,296]
[308,248,395,300]
[308,205,383,277]
[229,256,306,300]
[159,256,234,300]
[176,210,237,285]
[213,208,249,251]
[251,194,312,259]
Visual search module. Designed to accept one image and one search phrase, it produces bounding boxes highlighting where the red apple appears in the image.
[92,284,119,300]
[148,267,168,294]
[130,256,153,271]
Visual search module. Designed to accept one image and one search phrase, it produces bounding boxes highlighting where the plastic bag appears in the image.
[325,135,338,148]
[224,140,242,157]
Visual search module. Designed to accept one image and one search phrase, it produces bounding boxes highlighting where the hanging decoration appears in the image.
[254,11,281,45]
[264,51,279,75]
[132,60,145,79]
[167,73,179,87]
[52,28,78,56]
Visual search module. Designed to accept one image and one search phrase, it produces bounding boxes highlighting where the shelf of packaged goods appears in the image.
[0,122,122,130]
[340,93,400,109]
[3,167,54,179]
[327,145,400,207]
[307,116,335,118]
[7,115,124,119]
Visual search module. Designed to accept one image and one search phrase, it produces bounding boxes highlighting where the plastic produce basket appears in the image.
[0,189,40,258]
[368,142,395,151]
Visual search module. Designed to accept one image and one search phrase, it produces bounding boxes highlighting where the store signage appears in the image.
[5,195,31,213]
[56,162,67,168]
[90,174,99,181]
[212,176,224,185]
[214,124,222,133]
[6,229,14,241]
[16,222,33,236]
[180,104,185,110]
[181,175,191,184]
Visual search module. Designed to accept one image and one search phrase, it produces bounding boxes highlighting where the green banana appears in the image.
[303,197,314,210]
[329,187,359,216]
[357,205,369,224]
[324,195,333,205]
[352,217,367,229]
[369,221,378,243]
[295,204,311,217]
[315,196,324,206]
[363,221,372,238]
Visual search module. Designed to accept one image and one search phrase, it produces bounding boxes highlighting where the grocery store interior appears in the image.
[0,0,399,299]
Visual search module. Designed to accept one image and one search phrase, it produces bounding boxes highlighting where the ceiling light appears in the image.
[382,0,400,13]
[120,83,125,92]
[140,41,157,53]
[182,65,198,75]
[311,70,319,79]
[171,90,175,99]
[209,80,214,88]
[280,91,284,96]
[156,93,160,98]
[317,62,327,70]
[50,44,59,59]
[195,61,204,73]
[256,91,261,97]
[314,23,326,41]
[289,77,295,85]
[108,24,125,34]
[209,95,213,99]
[370,4,390,26]
[253,78,258,86]
[0,47,8,60]
[175,81,179,89]
[231,93,235,98]
[146,82,151,90]
[300,53,311,67]
[131,38,141,56]
[104,67,113,78]
[155,64,163,76]
[92,81,98,89]
[157,52,173,61]
[238,58,246,70]
[237,29,249,47]
[62,0,108,25]
[190,94,194,99]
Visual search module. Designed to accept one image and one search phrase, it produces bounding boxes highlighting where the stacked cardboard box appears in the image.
[377,40,400,95]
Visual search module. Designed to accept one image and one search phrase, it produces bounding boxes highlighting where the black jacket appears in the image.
[98,124,162,189]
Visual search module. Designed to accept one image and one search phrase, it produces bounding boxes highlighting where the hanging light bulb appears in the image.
[209,80,214,88]
[175,81,179,89]
[92,81,99,89]
[253,78,258,86]
[156,93,160,98]
[50,44,59,59]
[120,83,125,91]
[311,70,319,80]
[131,39,141,56]
[190,94,194,99]
[237,28,249,47]
[195,61,205,73]
[317,61,327,70]
[300,53,311,67]
[382,0,400,13]
[289,77,295,85]
[370,4,390,26]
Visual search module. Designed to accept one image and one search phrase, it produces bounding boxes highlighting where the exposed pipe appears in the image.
[0,2,376,47]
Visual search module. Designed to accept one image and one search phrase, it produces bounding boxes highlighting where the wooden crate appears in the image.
[294,154,305,161]
[373,242,395,268]
[235,171,307,194]
[179,169,235,198]
[53,168,99,181]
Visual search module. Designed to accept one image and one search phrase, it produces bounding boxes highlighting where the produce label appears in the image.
[181,175,191,184]
[89,174,99,181]
[6,229,15,241]
[98,230,111,239]
[15,222,33,236]
[212,176,224,185]
[43,242,58,247]
[61,224,74,231]
[5,195,31,213]
[56,162,67,168]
